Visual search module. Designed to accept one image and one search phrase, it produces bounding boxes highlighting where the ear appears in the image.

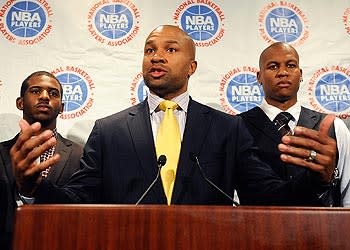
[256,71,262,85]
[16,97,24,111]
[60,103,64,114]
[300,68,303,82]
[187,60,198,78]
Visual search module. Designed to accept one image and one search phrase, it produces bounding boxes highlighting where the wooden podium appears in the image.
[12,205,350,250]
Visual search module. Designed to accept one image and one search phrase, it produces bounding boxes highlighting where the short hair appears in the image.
[20,71,63,99]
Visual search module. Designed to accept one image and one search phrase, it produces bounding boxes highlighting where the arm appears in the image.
[11,119,59,197]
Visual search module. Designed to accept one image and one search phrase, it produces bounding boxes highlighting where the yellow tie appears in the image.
[156,100,181,205]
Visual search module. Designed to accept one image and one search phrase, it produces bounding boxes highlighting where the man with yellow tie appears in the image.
[10,25,339,206]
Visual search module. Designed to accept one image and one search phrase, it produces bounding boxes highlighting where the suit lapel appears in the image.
[297,107,318,128]
[243,107,281,143]
[127,101,166,203]
[47,134,71,184]
[172,100,212,203]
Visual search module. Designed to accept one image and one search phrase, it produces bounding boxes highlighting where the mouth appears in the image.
[277,80,291,88]
[35,104,52,112]
[148,66,167,78]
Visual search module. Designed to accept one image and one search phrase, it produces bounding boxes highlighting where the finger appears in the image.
[279,153,330,181]
[278,143,328,164]
[318,114,335,136]
[18,135,57,170]
[12,120,41,151]
[22,154,60,177]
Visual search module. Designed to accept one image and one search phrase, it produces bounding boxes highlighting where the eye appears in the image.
[49,90,60,97]
[145,48,154,54]
[287,63,296,68]
[268,64,278,70]
[30,88,41,94]
[167,48,176,53]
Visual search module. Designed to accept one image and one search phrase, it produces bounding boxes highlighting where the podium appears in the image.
[13,205,350,250]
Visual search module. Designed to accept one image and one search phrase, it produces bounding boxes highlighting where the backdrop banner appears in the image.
[0,0,349,144]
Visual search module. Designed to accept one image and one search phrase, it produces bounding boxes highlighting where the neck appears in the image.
[265,98,297,111]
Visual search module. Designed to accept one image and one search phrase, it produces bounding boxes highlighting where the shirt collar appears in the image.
[260,99,301,122]
[147,91,190,114]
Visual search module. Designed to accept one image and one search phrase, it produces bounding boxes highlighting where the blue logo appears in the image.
[130,72,148,105]
[52,66,95,120]
[308,66,350,119]
[58,73,88,113]
[0,0,53,45]
[95,4,133,39]
[315,72,350,113]
[7,1,45,37]
[220,67,263,115]
[88,1,141,46]
[174,1,225,47]
[259,2,309,46]
[265,8,302,43]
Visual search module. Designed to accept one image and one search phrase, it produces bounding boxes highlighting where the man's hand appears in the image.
[10,119,60,196]
[278,114,337,183]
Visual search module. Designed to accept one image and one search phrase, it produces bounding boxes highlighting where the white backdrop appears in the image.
[0,0,349,145]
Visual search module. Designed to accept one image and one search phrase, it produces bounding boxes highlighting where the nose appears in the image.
[151,51,166,63]
[276,66,289,77]
[39,90,50,100]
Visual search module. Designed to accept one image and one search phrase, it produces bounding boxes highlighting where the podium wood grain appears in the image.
[12,205,350,250]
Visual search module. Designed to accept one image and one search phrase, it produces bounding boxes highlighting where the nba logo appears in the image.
[315,71,350,113]
[95,4,133,39]
[174,1,225,47]
[308,66,350,118]
[55,67,95,119]
[220,67,263,115]
[259,2,309,46]
[87,1,141,46]
[130,72,148,105]
[0,0,53,44]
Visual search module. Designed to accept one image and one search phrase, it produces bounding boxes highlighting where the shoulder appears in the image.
[189,99,243,125]
[97,102,146,125]
[0,135,18,152]
[57,134,84,151]
[238,107,263,119]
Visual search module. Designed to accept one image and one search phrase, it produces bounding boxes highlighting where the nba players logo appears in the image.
[51,66,95,120]
[308,66,350,119]
[87,1,140,46]
[173,1,225,47]
[130,72,148,105]
[258,1,309,46]
[0,0,53,45]
[219,66,263,115]
[343,7,350,35]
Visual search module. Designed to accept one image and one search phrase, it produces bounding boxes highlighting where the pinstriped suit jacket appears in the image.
[34,98,266,205]
[238,106,339,206]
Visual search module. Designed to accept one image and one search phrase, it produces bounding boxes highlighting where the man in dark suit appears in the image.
[238,42,350,206]
[9,26,339,207]
[0,71,83,250]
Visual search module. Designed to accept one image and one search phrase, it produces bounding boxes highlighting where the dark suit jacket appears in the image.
[35,99,265,205]
[238,106,339,206]
[0,134,83,250]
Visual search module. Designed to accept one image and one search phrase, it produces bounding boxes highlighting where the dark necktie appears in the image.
[273,112,294,136]
[40,128,57,177]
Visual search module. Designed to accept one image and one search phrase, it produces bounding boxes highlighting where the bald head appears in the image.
[259,42,299,69]
[146,25,196,60]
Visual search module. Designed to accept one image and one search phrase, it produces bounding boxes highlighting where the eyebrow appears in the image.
[145,39,180,46]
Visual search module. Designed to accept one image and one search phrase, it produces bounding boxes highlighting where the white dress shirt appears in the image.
[148,91,189,142]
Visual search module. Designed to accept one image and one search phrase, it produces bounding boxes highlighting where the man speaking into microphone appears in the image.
[10,25,334,206]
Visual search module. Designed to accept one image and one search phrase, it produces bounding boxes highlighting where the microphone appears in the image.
[190,153,239,206]
[135,155,167,205]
